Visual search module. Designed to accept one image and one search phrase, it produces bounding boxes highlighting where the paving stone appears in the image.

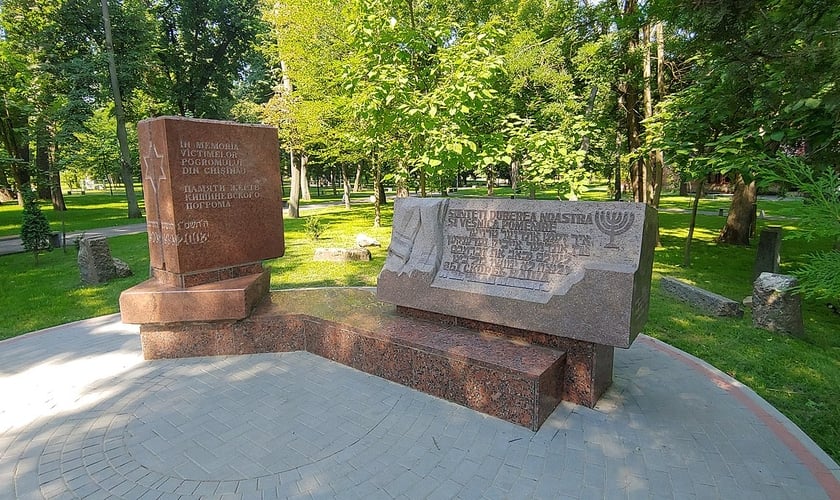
[1,316,838,500]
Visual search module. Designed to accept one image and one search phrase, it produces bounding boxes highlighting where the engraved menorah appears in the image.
[594,211,635,249]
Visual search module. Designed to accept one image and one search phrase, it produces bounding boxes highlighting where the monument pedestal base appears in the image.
[132,288,617,430]
[396,306,614,407]
[119,271,271,324]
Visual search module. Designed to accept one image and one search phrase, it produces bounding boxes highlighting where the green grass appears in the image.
[0,234,150,337]
[1,192,838,463]
[0,190,146,238]
[0,186,381,238]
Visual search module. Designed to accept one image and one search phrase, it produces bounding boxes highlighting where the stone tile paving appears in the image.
[1,314,838,499]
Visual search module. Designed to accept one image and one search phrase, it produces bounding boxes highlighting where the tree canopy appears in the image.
[0,0,836,243]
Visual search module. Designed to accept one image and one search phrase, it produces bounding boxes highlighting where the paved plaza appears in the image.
[1,312,838,499]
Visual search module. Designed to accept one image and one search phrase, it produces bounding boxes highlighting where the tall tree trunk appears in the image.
[373,158,382,228]
[1,101,31,205]
[11,164,30,206]
[340,165,351,209]
[653,21,668,206]
[102,0,141,219]
[614,129,623,201]
[510,158,520,194]
[716,172,756,245]
[643,23,662,209]
[331,167,338,196]
[683,179,704,267]
[35,123,51,200]
[288,149,301,218]
[579,85,598,164]
[353,163,362,192]
[620,0,648,205]
[50,170,66,211]
[419,169,426,197]
[300,152,311,201]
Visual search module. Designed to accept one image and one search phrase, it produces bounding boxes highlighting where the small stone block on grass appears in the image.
[752,272,804,336]
[661,276,743,317]
[314,247,371,262]
[78,234,132,285]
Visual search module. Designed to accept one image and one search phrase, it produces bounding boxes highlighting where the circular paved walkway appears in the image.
[1,314,838,499]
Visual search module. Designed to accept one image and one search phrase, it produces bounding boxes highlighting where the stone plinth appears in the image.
[137,288,571,430]
[397,306,613,407]
[120,270,271,324]
[377,198,658,348]
[753,273,804,336]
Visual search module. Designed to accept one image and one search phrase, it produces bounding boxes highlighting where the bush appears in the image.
[303,216,325,240]
[20,185,52,261]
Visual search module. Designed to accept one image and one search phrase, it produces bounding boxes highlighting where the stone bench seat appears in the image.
[138,288,566,430]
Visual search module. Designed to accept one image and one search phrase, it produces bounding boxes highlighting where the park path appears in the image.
[0,309,838,499]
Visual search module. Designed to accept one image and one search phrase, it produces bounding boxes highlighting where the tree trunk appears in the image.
[419,169,427,197]
[683,179,704,267]
[395,160,409,197]
[11,164,30,206]
[50,170,66,211]
[373,159,382,228]
[340,165,351,209]
[35,125,51,200]
[653,21,668,206]
[716,173,756,245]
[299,153,311,201]
[486,168,495,196]
[378,177,387,205]
[579,85,598,169]
[510,159,520,193]
[288,149,301,218]
[1,114,31,205]
[353,164,362,192]
[614,129,623,201]
[643,23,663,209]
[621,0,649,205]
[102,0,141,219]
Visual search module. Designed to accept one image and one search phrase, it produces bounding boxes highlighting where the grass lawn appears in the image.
[1,190,838,463]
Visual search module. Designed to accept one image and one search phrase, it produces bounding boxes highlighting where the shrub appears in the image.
[304,216,325,240]
[20,185,52,262]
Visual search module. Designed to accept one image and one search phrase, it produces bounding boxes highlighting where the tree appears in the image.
[101,0,142,218]
[658,0,840,245]
[149,0,263,118]
[20,185,52,262]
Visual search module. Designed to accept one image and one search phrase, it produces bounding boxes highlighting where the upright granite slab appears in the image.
[377,198,658,348]
[120,117,284,324]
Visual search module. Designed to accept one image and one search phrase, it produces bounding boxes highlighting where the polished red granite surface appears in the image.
[120,270,270,324]
[138,288,568,430]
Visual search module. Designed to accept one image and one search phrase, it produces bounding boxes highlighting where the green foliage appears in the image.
[303,216,326,240]
[19,185,53,260]
[147,0,263,118]
[792,251,840,301]
[755,155,840,300]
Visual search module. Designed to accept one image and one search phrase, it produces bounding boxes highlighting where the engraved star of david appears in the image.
[143,143,166,194]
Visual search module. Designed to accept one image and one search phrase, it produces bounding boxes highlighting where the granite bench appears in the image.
[137,288,571,430]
